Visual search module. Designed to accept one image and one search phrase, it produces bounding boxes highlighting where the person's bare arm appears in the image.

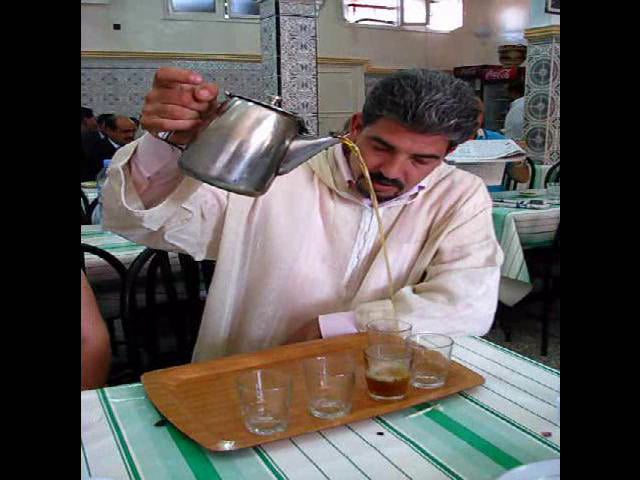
[81,271,111,390]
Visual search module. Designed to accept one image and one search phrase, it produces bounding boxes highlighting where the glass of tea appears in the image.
[236,368,292,436]
[366,319,413,346]
[407,333,453,389]
[364,343,412,401]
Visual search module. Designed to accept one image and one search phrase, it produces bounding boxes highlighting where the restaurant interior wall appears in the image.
[81,0,532,131]
[529,0,560,28]
[81,0,532,70]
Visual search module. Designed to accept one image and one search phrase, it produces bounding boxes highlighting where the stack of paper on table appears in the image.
[446,140,527,186]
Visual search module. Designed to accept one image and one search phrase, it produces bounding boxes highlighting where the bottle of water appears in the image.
[92,159,111,224]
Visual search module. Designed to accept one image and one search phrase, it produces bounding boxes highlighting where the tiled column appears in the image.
[260,0,319,135]
[523,26,560,165]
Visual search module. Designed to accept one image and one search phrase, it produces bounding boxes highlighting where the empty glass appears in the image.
[367,319,413,346]
[236,369,292,436]
[547,183,560,202]
[303,353,356,419]
[364,343,412,401]
[407,333,453,389]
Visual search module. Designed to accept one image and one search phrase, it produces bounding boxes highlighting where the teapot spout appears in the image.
[278,134,342,175]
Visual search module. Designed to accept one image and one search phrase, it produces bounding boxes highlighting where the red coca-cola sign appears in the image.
[482,67,519,81]
[453,66,483,78]
[453,65,523,82]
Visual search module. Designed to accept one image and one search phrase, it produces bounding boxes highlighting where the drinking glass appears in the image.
[407,333,453,389]
[237,368,292,435]
[366,319,413,346]
[547,182,560,202]
[364,343,412,401]
[303,353,355,419]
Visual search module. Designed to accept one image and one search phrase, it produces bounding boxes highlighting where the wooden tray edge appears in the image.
[142,336,486,451]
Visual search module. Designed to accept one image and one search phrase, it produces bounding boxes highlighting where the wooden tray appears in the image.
[142,333,484,451]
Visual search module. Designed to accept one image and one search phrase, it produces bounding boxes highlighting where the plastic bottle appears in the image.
[92,159,111,224]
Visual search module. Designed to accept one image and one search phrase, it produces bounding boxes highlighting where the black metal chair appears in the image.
[537,224,560,356]
[502,157,536,191]
[544,161,560,187]
[81,243,133,382]
[88,198,99,223]
[122,249,214,376]
[81,190,100,225]
[81,190,91,225]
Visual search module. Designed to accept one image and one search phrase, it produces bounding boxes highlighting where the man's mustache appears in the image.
[363,171,404,191]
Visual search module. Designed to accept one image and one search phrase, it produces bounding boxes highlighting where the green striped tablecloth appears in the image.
[492,192,560,285]
[81,337,560,480]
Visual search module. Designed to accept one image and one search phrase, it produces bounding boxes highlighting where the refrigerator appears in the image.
[453,65,525,132]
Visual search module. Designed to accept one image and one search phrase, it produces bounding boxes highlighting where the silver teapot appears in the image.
[177,92,341,196]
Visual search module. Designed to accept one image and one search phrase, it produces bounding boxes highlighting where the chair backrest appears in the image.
[526,157,536,189]
[81,190,91,225]
[501,157,536,191]
[88,198,99,224]
[123,249,214,374]
[81,243,133,383]
[544,161,560,187]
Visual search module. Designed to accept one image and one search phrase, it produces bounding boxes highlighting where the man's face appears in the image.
[107,117,137,145]
[347,114,452,202]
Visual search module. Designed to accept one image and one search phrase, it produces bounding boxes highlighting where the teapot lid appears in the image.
[226,92,308,134]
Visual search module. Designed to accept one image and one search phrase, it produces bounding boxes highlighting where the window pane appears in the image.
[230,0,260,16]
[428,0,463,31]
[402,0,427,24]
[344,1,399,26]
[171,0,215,13]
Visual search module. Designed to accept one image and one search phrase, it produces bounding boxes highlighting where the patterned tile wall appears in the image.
[260,0,319,134]
[524,35,560,165]
[80,58,263,118]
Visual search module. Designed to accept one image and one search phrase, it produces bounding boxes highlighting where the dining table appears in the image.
[491,189,560,306]
[81,336,560,480]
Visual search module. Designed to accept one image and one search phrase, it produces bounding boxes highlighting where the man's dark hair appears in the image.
[129,116,140,127]
[98,113,116,129]
[508,80,525,97]
[362,69,479,147]
[81,106,94,123]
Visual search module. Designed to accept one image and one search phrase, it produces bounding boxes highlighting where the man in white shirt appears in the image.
[103,68,503,362]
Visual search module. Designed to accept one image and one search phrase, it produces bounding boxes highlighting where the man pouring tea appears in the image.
[103,67,503,362]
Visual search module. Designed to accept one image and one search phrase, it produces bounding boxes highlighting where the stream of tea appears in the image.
[339,136,395,304]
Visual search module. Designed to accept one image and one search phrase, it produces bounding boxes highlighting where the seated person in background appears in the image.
[81,107,100,181]
[472,98,505,140]
[81,107,98,134]
[130,116,145,139]
[504,80,525,142]
[84,115,138,181]
[103,68,503,362]
[104,115,138,150]
[472,98,530,188]
[96,113,114,140]
[81,271,111,390]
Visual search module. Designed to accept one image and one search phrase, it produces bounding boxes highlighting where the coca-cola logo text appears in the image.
[483,69,515,81]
